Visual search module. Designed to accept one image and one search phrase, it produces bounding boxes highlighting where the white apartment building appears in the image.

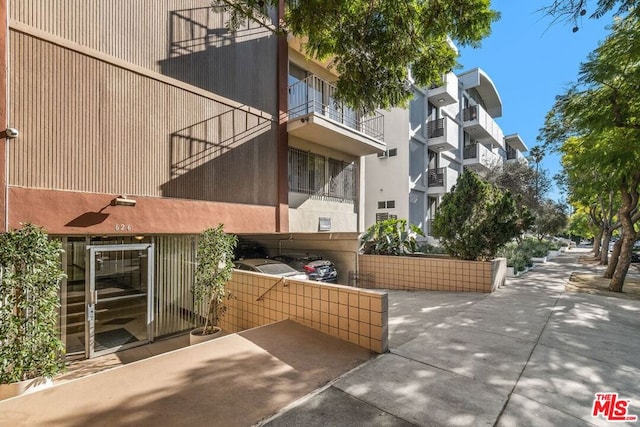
[364,68,529,237]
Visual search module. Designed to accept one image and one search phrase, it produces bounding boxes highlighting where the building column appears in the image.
[275,1,289,232]
[0,0,8,232]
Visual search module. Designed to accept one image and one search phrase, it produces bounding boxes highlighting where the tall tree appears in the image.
[486,159,550,214]
[560,135,621,262]
[528,146,546,203]
[533,199,569,240]
[540,8,640,291]
[213,0,499,112]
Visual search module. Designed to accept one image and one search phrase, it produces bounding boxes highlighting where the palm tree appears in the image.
[528,146,545,202]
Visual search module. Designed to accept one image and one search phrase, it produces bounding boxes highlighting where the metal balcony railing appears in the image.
[288,75,384,141]
[427,118,445,138]
[427,168,445,187]
[463,105,479,122]
[463,144,477,160]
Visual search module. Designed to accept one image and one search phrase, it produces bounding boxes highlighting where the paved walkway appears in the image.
[264,249,640,426]
[2,248,639,426]
[0,321,373,426]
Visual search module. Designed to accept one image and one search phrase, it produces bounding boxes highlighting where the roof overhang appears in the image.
[457,68,503,118]
[504,133,528,152]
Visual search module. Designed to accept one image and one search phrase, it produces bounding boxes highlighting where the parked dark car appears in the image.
[631,252,640,263]
[233,259,307,280]
[234,238,269,260]
[272,253,338,283]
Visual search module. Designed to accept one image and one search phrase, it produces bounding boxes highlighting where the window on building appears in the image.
[377,148,398,158]
[328,158,357,200]
[428,101,439,121]
[377,200,396,209]
[428,149,439,169]
[288,148,357,202]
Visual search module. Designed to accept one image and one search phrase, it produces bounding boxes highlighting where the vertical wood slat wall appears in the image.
[9,1,261,74]
[154,235,197,337]
[8,0,278,205]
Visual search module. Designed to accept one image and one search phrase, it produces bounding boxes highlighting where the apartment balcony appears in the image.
[426,117,458,152]
[506,149,528,163]
[427,72,458,107]
[463,143,502,173]
[427,167,446,195]
[287,75,385,156]
[505,133,529,164]
[461,105,504,149]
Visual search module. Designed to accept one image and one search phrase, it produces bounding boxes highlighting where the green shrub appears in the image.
[0,224,66,384]
[432,170,532,261]
[415,242,446,254]
[192,225,238,334]
[360,218,425,256]
[512,251,530,272]
[497,241,533,272]
[520,238,551,258]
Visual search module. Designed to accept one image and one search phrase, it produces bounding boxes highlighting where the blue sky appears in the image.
[458,0,615,202]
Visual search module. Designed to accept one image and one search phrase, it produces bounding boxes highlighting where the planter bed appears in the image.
[357,254,506,293]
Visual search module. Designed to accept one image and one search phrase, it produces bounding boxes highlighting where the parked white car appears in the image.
[233,259,307,280]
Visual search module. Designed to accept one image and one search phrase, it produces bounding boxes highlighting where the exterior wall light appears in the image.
[111,196,137,206]
[4,128,19,139]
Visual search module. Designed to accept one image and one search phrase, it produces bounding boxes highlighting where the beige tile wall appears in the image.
[358,255,506,293]
[220,272,389,353]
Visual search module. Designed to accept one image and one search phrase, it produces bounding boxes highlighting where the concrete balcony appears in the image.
[462,105,504,149]
[427,72,458,107]
[463,143,502,173]
[426,117,458,152]
[426,167,458,196]
[505,133,529,164]
[288,75,385,156]
[506,149,528,163]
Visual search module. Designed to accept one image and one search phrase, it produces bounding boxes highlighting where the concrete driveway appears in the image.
[264,249,640,427]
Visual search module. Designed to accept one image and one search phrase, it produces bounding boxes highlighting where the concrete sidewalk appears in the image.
[264,249,640,427]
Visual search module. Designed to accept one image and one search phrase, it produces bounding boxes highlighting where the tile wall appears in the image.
[220,271,389,353]
[357,255,506,293]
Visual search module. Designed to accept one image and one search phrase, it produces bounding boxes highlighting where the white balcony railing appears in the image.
[288,75,384,141]
[463,143,502,170]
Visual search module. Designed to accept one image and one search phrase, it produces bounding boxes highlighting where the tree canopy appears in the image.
[213,0,499,112]
[541,0,637,28]
[486,160,550,214]
[539,7,640,291]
